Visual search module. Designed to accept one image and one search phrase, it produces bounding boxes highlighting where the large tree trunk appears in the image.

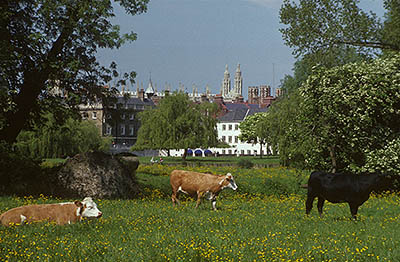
[0,71,44,144]
[0,6,77,144]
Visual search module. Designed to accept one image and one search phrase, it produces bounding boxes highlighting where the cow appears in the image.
[305,171,395,219]
[0,197,102,226]
[170,170,238,210]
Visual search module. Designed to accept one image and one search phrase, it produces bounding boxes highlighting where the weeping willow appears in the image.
[14,113,110,159]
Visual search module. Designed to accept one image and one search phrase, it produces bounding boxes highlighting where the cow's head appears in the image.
[75,197,102,219]
[220,173,238,190]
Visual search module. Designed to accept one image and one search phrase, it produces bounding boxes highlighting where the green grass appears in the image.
[1,167,400,261]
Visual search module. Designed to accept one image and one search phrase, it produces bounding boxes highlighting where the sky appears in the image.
[96,0,385,99]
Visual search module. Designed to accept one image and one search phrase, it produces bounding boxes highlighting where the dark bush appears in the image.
[237,158,254,169]
[0,142,51,196]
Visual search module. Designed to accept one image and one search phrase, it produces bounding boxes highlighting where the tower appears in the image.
[234,63,243,97]
[248,86,259,104]
[221,64,231,97]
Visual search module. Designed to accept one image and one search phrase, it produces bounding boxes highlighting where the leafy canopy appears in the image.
[132,92,220,158]
[0,0,149,144]
[280,0,400,58]
[300,54,400,172]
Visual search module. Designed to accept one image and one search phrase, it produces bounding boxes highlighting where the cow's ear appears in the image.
[74,201,83,207]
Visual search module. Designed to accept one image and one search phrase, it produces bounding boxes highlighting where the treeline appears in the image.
[264,0,400,174]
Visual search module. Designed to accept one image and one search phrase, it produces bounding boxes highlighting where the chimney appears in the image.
[138,89,145,101]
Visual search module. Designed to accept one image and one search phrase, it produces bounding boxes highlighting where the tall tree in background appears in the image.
[132,92,220,160]
[280,0,400,58]
[271,0,400,169]
[0,0,149,144]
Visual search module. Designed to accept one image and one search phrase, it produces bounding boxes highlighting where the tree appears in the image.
[14,112,111,159]
[239,113,271,159]
[300,54,400,173]
[280,0,400,58]
[132,92,220,160]
[0,0,149,144]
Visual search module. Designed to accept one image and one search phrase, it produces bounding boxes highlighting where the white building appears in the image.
[210,103,270,156]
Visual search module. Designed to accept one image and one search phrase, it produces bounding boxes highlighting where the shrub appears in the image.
[237,159,254,169]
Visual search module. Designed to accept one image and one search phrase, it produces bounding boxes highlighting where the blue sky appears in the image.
[97,0,385,99]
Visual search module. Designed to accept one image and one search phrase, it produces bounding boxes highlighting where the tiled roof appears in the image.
[116,97,155,106]
[218,103,268,122]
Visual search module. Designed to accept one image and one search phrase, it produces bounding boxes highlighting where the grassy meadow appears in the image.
[1,165,400,261]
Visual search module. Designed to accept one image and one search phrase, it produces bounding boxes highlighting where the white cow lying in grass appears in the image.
[0,197,102,226]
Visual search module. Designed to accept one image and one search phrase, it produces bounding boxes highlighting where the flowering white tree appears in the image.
[300,54,400,173]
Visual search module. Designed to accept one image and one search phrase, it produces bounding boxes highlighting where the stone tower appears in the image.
[248,86,259,104]
[221,64,231,97]
[234,63,243,97]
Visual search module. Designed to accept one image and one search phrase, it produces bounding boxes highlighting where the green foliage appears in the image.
[300,54,400,172]
[133,92,219,158]
[280,0,399,57]
[14,113,111,159]
[0,0,149,143]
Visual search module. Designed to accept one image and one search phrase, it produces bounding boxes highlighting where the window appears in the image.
[92,111,97,120]
[228,124,232,130]
[129,125,134,136]
[106,124,112,135]
[222,136,226,142]
[235,136,238,143]
[228,149,232,155]
[228,136,232,143]
[222,149,226,155]
[222,124,226,130]
[235,124,239,130]
[121,114,125,120]
[120,124,125,135]
[82,112,88,119]
[241,150,244,155]
[130,113,134,120]
[247,150,251,155]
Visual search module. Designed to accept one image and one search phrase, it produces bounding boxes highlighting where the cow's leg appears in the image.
[305,193,315,215]
[317,197,325,217]
[211,195,217,211]
[171,188,180,206]
[349,203,359,220]
[195,191,203,208]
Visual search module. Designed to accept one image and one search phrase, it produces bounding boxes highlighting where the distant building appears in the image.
[211,102,271,156]
[221,64,243,102]
[103,95,155,146]
[248,84,276,108]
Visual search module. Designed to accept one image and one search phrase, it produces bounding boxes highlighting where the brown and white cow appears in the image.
[0,197,102,226]
[170,170,238,210]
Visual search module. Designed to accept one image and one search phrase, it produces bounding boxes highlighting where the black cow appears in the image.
[305,171,394,219]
